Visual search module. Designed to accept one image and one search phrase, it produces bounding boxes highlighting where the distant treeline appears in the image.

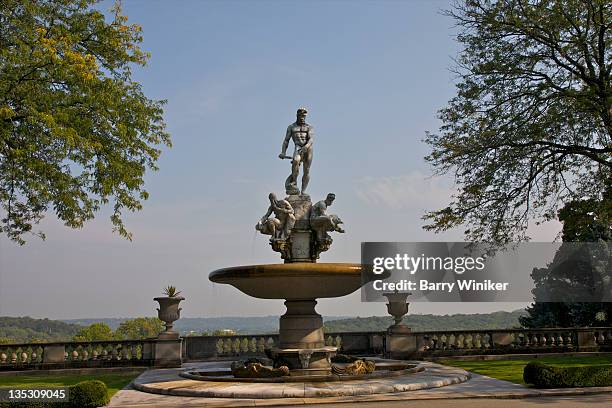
[0,316,82,343]
[322,310,527,333]
[1,310,527,343]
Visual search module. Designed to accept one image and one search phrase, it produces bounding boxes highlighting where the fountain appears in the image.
[132,109,471,398]
[209,107,369,376]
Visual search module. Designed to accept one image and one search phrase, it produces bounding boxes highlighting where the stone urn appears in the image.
[383,291,411,333]
[154,296,184,339]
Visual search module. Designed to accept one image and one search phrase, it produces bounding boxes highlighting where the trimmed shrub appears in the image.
[0,380,109,408]
[523,361,612,388]
[68,380,109,408]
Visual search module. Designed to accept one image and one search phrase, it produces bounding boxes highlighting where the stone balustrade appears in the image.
[0,339,155,370]
[0,327,609,370]
[411,327,612,357]
[181,331,385,361]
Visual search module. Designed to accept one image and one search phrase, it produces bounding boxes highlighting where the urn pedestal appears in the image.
[383,291,415,359]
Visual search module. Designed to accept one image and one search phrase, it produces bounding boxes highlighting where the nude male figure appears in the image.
[256,193,296,240]
[279,107,314,195]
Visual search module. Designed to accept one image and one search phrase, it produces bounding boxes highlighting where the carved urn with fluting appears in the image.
[154,296,184,339]
[383,291,411,333]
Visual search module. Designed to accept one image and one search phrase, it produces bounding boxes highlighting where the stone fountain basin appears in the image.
[209,263,364,300]
[179,361,423,383]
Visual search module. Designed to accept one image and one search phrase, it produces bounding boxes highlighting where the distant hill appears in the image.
[0,316,82,343]
[0,310,527,344]
[323,310,527,333]
[63,316,344,335]
[63,316,285,335]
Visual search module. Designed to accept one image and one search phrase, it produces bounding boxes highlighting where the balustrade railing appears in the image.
[0,339,155,371]
[182,331,384,361]
[1,327,610,369]
[413,327,612,357]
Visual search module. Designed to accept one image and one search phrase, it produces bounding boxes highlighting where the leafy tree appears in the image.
[521,194,611,328]
[424,0,611,245]
[114,317,163,340]
[72,322,114,341]
[0,0,170,244]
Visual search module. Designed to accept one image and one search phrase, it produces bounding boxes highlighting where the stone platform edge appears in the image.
[130,366,471,399]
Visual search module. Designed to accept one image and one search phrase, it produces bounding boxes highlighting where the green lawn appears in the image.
[440,355,612,385]
[0,371,141,398]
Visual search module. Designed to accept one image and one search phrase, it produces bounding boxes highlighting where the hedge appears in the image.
[0,380,109,408]
[523,361,612,388]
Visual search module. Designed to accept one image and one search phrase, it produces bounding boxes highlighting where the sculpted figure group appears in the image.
[255,107,345,262]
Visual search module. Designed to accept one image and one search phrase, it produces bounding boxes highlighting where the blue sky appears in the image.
[0,0,560,319]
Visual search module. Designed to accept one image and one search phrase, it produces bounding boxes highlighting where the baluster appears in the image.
[484,333,490,348]
[431,335,438,350]
[257,338,265,353]
[121,344,129,360]
[249,338,257,353]
[326,335,333,346]
[215,339,224,354]
[556,333,564,346]
[335,335,342,348]
[231,338,239,354]
[455,334,463,349]
[111,345,119,361]
[597,331,605,345]
[524,333,531,347]
[464,334,472,348]
[266,337,275,349]
[440,334,447,350]
[11,351,17,364]
[0,352,7,364]
[240,338,249,353]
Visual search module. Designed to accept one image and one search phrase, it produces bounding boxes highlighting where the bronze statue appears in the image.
[310,193,345,242]
[256,193,295,241]
[279,107,314,195]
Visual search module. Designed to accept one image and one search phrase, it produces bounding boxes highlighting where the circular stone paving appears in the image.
[131,361,471,399]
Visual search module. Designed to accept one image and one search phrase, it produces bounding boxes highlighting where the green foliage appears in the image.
[0,380,109,408]
[211,329,236,336]
[0,371,137,399]
[323,310,526,333]
[162,285,181,297]
[442,356,612,385]
[0,316,81,343]
[72,322,114,342]
[114,317,163,340]
[0,0,170,244]
[67,380,109,407]
[521,194,611,328]
[424,0,611,245]
[523,361,612,388]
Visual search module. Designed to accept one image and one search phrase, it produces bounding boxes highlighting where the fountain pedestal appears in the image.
[270,299,337,375]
